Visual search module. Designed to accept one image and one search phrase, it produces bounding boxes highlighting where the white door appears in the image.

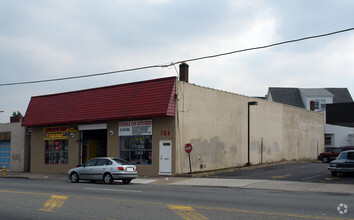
[159,140,172,175]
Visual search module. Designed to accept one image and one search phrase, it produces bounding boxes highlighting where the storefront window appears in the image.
[45,140,68,164]
[120,135,152,165]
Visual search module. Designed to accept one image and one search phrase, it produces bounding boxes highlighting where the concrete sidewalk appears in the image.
[169,178,354,194]
[1,172,353,195]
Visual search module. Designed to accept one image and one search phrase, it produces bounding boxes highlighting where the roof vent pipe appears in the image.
[179,62,189,83]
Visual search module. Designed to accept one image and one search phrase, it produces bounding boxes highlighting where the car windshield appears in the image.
[113,158,132,165]
[337,152,347,159]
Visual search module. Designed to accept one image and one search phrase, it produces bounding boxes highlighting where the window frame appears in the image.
[44,139,69,165]
[324,134,333,146]
[120,135,152,165]
[314,99,326,110]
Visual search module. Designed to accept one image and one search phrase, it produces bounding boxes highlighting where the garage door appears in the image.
[0,140,10,170]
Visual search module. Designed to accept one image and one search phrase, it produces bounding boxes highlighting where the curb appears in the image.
[0,175,29,179]
[175,160,319,178]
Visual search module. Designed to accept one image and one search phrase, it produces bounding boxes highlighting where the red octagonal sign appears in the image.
[185,143,193,153]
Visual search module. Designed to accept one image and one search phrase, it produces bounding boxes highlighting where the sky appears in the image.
[1,0,354,123]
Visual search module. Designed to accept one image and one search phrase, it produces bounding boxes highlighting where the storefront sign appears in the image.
[69,127,78,133]
[43,126,69,140]
[119,120,152,136]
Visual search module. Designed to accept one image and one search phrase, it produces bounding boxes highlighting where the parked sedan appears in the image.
[67,157,138,184]
[328,150,354,177]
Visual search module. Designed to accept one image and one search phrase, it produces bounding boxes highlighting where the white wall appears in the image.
[325,124,354,147]
[175,82,324,174]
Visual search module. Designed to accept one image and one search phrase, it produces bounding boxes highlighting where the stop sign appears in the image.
[185,143,193,153]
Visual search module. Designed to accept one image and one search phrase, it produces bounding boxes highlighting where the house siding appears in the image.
[325,124,354,147]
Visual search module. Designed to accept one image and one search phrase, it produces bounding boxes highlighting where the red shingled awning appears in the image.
[22,77,176,127]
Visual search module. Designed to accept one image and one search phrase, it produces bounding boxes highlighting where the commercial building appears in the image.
[23,64,324,176]
[0,118,30,172]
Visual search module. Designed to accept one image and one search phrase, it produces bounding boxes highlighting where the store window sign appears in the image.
[119,120,152,136]
[43,126,69,140]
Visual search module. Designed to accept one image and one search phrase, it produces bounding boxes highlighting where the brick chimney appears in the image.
[10,116,22,123]
[310,100,315,111]
[179,62,189,82]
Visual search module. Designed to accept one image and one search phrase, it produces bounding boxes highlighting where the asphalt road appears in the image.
[205,162,354,184]
[0,177,353,219]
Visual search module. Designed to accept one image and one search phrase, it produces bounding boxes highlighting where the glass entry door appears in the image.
[81,130,107,164]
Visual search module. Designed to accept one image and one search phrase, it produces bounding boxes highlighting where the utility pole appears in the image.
[247,101,258,166]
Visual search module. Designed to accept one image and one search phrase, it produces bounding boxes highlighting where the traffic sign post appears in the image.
[185,143,193,174]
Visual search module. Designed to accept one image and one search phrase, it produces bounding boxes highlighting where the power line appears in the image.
[178,27,354,63]
[1,27,353,87]
[0,64,170,86]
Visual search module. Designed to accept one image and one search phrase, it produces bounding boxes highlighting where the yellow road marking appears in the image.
[325,177,340,181]
[39,195,68,212]
[0,189,52,196]
[1,190,353,220]
[271,174,291,179]
[168,205,208,220]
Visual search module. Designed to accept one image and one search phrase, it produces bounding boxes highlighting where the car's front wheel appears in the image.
[103,173,113,184]
[322,157,329,163]
[70,172,79,183]
[331,171,338,177]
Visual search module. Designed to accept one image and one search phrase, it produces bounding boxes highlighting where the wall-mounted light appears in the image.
[109,130,114,136]
[70,133,75,138]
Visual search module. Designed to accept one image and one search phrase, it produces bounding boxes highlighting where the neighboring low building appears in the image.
[22,64,324,176]
[0,118,30,172]
[267,87,354,150]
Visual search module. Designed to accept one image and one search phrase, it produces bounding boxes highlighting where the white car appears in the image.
[67,157,138,184]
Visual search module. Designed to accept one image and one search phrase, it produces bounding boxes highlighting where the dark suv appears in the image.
[318,146,354,163]
[328,150,354,177]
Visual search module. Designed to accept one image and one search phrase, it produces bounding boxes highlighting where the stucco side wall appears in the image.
[175,82,324,175]
[0,122,27,172]
[176,82,247,174]
[249,101,284,164]
[283,107,324,161]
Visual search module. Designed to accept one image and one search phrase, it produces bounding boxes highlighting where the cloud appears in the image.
[1,1,354,122]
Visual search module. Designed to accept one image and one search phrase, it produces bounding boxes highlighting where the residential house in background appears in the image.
[267,88,354,150]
